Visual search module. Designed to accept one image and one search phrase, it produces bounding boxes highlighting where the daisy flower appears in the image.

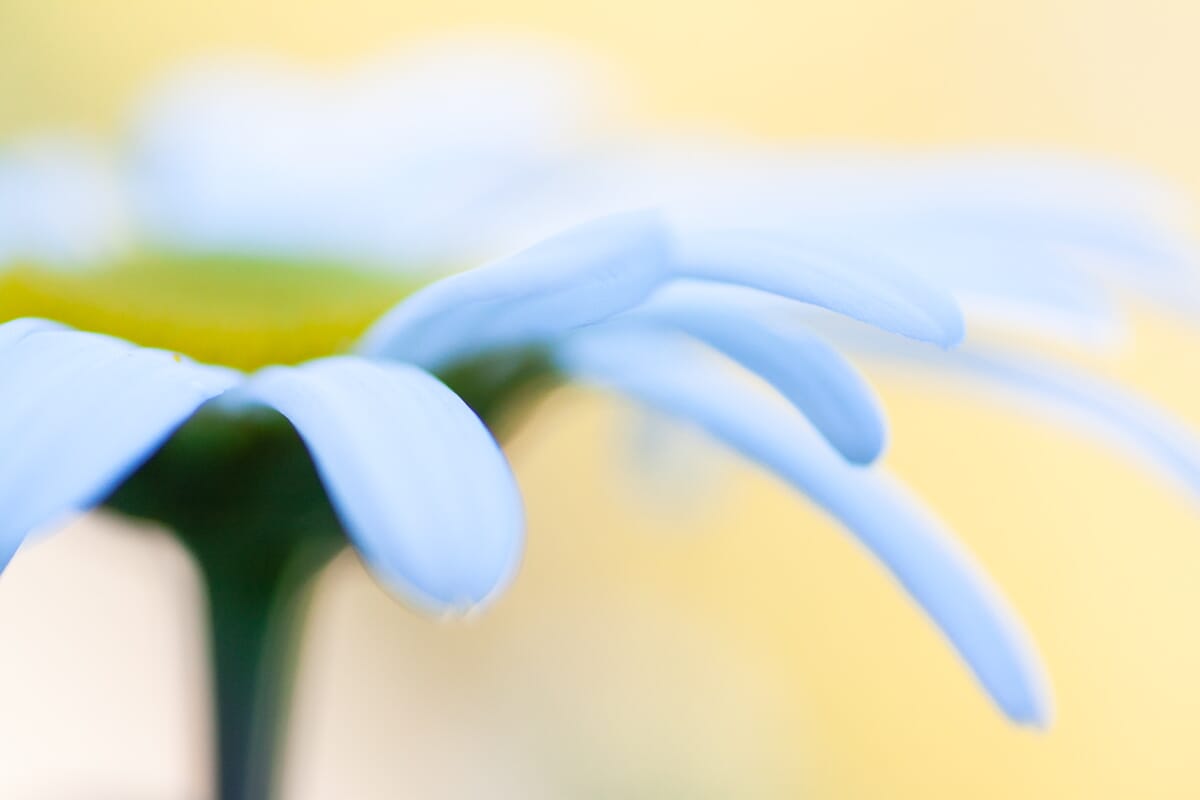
[2,36,1196,799]
[486,137,1200,504]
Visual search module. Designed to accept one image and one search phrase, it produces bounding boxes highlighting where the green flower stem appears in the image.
[105,410,347,800]
[188,532,337,800]
[101,352,556,799]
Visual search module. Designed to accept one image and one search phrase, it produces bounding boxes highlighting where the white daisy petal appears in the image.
[228,356,524,612]
[0,322,239,567]
[358,209,672,367]
[618,287,886,464]
[558,328,1050,725]
[672,228,965,347]
[872,343,1200,503]
[0,137,131,270]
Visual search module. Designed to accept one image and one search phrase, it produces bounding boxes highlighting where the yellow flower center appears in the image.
[0,253,424,370]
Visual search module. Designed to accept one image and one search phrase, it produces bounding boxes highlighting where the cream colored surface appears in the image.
[2,1,1200,797]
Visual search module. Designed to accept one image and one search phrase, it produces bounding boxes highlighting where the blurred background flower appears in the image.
[3,2,1200,799]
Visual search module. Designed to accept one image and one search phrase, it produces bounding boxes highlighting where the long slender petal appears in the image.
[618,285,886,464]
[358,210,672,367]
[862,230,1125,347]
[896,153,1195,275]
[871,343,1200,503]
[0,323,239,568]
[227,356,524,612]
[671,228,966,347]
[557,329,1050,725]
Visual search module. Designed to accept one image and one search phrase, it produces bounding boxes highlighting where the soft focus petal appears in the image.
[888,152,1195,275]
[362,207,968,376]
[0,317,64,347]
[473,141,1196,320]
[0,322,239,567]
[880,344,1200,503]
[618,284,886,463]
[358,210,672,367]
[131,35,614,266]
[227,356,524,611]
[672,228,965,346]
[558,329,1050,725]
[0,137,131,269]
[858,231,1126,347]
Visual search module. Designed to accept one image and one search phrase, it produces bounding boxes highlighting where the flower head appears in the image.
[3,40,1198,733]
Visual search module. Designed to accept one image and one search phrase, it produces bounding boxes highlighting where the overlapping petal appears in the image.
[670,228,965,347]
[0,321,238,568]
[358,210,674,366]
[361,209,967,387]
[226,356,524,612]
[131,35,612,267]
[617,284,887,464]
[869,343,1200,503]
[849,230,1125,347]
[557,328,1051,725]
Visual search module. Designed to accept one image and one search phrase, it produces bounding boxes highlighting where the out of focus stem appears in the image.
[103,410,348,800]
[188,533,337,800]
[100,355,556,798]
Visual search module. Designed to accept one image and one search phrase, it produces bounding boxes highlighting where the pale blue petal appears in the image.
[670,149,1193,277]
[0,317,65,347]
[131,36,610,267]
[358,210,672,367]
[815,155,1200,312]
[618,285,886,464]
[0,324,239,568]
[0,137,131,270]
[672,228,965,347]
[227,356,524,612]
[760,312,1200,503]
[851,229,1126,347]
[558,329,1050,725]
[902,153,1194,274]
[883,345,1200,503]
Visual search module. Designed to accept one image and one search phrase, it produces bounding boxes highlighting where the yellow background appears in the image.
[2,1,1200,797]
